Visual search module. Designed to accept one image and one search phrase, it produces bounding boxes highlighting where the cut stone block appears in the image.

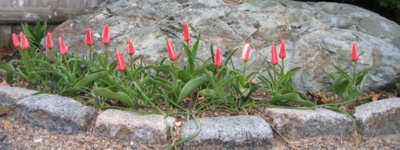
[0,86,37,106]
[353,98,400,137]
[15,94,96,134]
[181,115,273,149]
[265,108,353,139]
[94,109,175,144]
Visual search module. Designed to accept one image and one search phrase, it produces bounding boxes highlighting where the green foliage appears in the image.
[21,20,47,49]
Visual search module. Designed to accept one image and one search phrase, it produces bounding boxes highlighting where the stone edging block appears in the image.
[15,94,96,134]
[353,98,400,137]
[181,115,273,149]
[265,108,353,139]
[0,86,37,106]
[94,109,176,144]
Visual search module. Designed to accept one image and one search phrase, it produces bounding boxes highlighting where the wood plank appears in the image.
[0,7,96,25]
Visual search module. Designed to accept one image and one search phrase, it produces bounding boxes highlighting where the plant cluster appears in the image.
[1,21,371,115]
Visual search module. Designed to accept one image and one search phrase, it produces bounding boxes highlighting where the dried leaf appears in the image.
[371,93,381,102]
[1,121,11,127]
[0,80,9,87]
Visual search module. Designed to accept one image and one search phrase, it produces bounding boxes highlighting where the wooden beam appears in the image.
[0,7,96,25]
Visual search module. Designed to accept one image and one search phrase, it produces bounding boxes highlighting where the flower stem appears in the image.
[353,61,356,78]
[89,46,93,65]
[63,55,71,71]
[243,62,247,77]
[281,58,285,76]
[104,45,109,65]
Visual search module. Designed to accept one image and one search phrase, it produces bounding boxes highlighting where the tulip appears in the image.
[279,39,286,59]
[12,33,19,48]
[116,50,126,71]
[46,32,53,50]
[86,28,94,64]
[86,28,94,46]
[102,24,110,45]
[127,39,135,56]
[183,22,191,42]
[58,37,68,55]
[214,47,223,67]
[351,42,358,62]
[271,44,278,65]
[166,39,178,61]
[242,43,251,63]
[19,32,30,50]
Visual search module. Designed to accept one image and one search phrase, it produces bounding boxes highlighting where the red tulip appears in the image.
[58,37,68,55]
[11,33,19,48]
[102,24,110,45]
[116,50,126,71]
[271,44,278,65]
[127,39,135,55]
[46,32,53,50]
[183,22,191,42]
[242,43,251,62]
[351,42,358,62]
[86,28,94,46]
[19,32,30,50]
[214,47,223,67]
[279,39,286,59]
[166,39,178,61]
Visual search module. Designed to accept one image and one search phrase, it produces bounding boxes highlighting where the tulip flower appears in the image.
[279,39,286,59]
[19,32,30,50]
[271,44,278,65]
[11,33,19,48]
[183,22,191,42]
[116,50,126,71]
[127,39,135,56]
[86,28,94,46]
[46,32,53,50]
[214,47,223,67]
[166,39,178,61]
[242,43,251,63]
[102,24,110,45]
[86,28,94,64]
[58,37,68,55]
[351,42,358,62]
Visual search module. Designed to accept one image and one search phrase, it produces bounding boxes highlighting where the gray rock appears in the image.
[0,86,37,106]
[265,108,353,139]
[15,94,96,134]
[353,98,400,137]
[94,109,175,144]
[181,115,273,149]
[50,0,400,93]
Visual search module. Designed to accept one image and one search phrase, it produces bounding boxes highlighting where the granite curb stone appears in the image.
[181,115,273,149]
[0,86,37,106]
[353,98,400,137]
[15,94,96,134]
[94,109,176,144]
[265,108,353,139]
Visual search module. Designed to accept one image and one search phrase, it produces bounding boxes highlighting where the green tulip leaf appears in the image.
[178,75,209,103]
[332,75,351,96]
[93,88,133,107]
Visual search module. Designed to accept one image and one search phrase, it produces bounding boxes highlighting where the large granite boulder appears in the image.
[49,0,400,93]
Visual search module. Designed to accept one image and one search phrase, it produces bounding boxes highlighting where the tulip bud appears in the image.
[127,39,135,55]
[116,50,126,71]
[242,43,251,62]
[102,24,110,45]
[11,33,19,48]
[166,39,178,61]
[279,39,286,59]
[183,22,191,42]
[19,32,30,50]
[46,32,53,50]
[271,44,278,65]
[351,42,359,62]
[58,37,68,55]
[215,47,223,67]
[86,28,94,46]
